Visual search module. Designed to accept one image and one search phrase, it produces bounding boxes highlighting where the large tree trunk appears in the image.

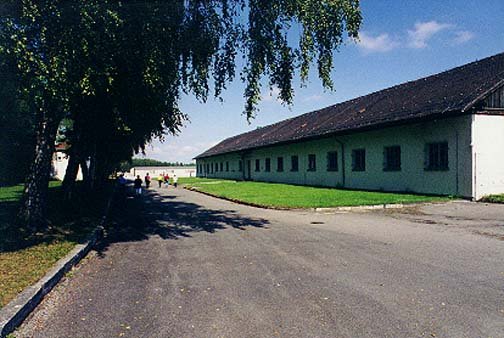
[17,115,59,232]
[62,151,80,200]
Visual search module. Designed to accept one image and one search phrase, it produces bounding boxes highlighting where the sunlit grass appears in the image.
[182,178,450,209]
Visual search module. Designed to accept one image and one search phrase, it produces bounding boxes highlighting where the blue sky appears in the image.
[140,0,504,163]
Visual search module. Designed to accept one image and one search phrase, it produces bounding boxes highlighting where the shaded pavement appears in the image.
[16,187,504,337]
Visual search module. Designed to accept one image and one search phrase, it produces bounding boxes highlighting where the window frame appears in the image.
[425,142,449,171]
[326,151,338,172]
[383,146,401,172]
[307,154,317,172]
[265,158,271,172]
[291,155,299,172]
[277,157,284,172]
[255,159,260,172]
[352,149,366,172]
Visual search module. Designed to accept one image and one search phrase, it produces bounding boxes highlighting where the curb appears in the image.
[184,186,450,212]
[0,186,115,338]
[0,226,104,338]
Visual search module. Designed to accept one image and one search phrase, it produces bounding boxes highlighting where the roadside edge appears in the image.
[0,225,103,337]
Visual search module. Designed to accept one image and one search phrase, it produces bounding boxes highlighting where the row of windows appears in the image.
[198,142,449,174]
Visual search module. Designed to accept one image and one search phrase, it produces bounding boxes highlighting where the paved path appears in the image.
[17,187,504,338]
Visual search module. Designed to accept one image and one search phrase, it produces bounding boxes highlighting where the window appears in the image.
[352,149,366,171]
[226,161,229,172]
[215,163,218,172]
[291,155,299,172]
[383,146,401,171]
[220,162,224,172]
[308,154,316,171]
[327,151,338,171]
[238,160,243,172]
[277,157,284,172]
[425,142,448,171]
[207,163,210,174]
[255,159,260,172]
[265,158,271,172]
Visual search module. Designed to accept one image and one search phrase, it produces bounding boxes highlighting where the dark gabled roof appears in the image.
[196,52,504,159]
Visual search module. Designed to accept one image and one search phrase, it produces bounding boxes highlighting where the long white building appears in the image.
[195,52,504,200]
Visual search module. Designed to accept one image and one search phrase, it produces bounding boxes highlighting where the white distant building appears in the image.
[128,166,196,179]
[51,143,83,181]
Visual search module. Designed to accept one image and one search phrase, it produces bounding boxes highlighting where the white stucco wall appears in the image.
[52,151,83,181]
[471,114,504,199]
[128,166,196,179]
[197,115,474,197]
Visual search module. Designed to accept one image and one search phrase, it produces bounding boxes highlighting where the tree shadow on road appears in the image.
[96,189,270,257]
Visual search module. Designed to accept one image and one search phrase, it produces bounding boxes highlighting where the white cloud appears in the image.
[407,21,453,49]
[453,30,475,45]
[301,94,323,103]
[355,32,399,53]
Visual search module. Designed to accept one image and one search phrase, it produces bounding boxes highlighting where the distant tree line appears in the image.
[120,159,195,172]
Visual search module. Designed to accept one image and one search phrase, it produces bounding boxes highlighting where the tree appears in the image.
[0,55,35,185]
[0,0,361,231]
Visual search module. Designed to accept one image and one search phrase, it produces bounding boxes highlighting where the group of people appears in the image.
[132,172,178,196]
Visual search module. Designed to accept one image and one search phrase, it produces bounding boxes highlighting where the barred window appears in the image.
[327,151,338,171]
[308,154,316,171]
[383,146,401,171]
[291,155,299,172]
[352,149,366,171]
[425,142,448,171]
[265,158,271,172]
[277,157,284,172]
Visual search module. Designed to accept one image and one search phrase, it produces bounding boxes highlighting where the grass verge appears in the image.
[0,181,110,308]
[180,178,450,209]
[479,194,504,204]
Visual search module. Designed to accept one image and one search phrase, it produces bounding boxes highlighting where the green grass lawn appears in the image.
[0,181,108,308]
[180,178,450,209]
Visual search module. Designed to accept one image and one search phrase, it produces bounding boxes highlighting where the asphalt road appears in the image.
[17,187,504,338]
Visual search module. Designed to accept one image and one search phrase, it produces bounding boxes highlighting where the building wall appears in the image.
[128,167,196,179]
[197,115,474,197]
[52,151,83,181]
[471,114,504,199]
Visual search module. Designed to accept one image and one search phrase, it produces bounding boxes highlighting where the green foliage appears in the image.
[119,158,195,172]
[0,57,34,185]
[479,194,504,203]
[0,1,361,224]
[182,178,450,208]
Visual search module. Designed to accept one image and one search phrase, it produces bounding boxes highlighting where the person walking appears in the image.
[157,173,164,188]
[164,174,170,188]
[172,174,178,188]
[145,173,151,189]
[134,175,143,196]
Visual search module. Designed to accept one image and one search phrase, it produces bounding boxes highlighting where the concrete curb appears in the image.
[0,225,104,338]
[184,186,451,212]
